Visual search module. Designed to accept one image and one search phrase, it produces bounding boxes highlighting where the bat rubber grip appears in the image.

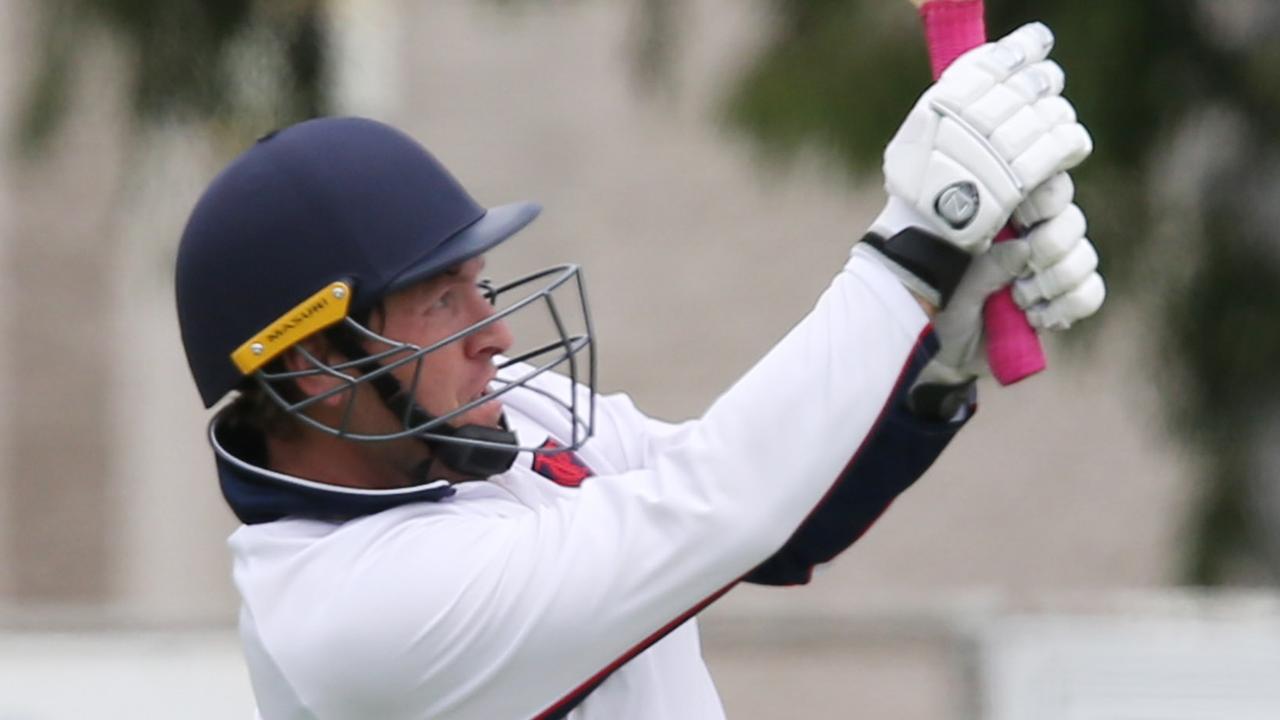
[921,0,988,76]
[984,229,1046,384]
[920,0,1047,385]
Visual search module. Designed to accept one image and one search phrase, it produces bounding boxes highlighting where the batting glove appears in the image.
[908,172,1106,417]
[863,21,1093,309]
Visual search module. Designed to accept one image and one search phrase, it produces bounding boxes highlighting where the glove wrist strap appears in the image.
[908,379,976,422]
[861,229,972,308]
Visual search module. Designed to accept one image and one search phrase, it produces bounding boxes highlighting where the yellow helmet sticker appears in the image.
[231,281,353,375]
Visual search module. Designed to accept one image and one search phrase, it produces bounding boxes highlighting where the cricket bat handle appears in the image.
[921,0,1046,385]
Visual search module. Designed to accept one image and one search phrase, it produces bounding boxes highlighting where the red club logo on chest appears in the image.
[532,438,595,488]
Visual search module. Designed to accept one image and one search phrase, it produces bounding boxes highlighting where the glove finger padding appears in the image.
[1025,273,1106,330]
[1009,123,1093,192]
[1014,172,1074,227]
[1009,199,1105,330]
[989,105,1052,164]
[942,22,1057,90]
[1026,202,1086,265]
[882,22,1093,255]
[1006,61,1066,102]
[1032,95,1077,126]
[950,61,1065,136]
[1013,241,1099,307]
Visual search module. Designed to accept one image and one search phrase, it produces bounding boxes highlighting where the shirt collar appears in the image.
[209,407,455,525]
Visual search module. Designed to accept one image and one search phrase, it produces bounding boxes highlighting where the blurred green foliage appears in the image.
[17,0,328,154]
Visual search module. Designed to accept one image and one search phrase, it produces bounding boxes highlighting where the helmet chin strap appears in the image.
[325,327,520,480]
[389,395,520,480]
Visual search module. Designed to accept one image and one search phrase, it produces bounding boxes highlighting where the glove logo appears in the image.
[934,181,980,230]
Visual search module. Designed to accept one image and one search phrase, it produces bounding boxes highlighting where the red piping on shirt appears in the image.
[532,324,935,719]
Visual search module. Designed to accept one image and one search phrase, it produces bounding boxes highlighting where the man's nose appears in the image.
[465,291,514,358]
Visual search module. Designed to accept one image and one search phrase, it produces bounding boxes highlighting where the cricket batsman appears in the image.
[175,22,1102,719]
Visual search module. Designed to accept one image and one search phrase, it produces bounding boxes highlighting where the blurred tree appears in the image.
[716,0,1280,584]
[9,0,331,604]
[18,0,329,154]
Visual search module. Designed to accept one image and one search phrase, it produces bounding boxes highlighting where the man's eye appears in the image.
[431,291,453,310]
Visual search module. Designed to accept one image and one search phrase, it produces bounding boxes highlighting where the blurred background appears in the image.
[2,0,1279,717]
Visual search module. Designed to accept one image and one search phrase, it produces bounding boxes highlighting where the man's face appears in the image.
[375,256,513,430]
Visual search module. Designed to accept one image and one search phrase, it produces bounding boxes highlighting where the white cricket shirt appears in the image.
[219,248,935,719]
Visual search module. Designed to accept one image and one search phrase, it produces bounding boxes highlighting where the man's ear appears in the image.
[280,335,348,406]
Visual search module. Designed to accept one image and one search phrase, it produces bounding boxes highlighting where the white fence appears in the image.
[5,592,1280,720]
[0,629,254,719]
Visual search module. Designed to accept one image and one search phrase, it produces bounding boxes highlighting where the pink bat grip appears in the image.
[920,0,1046,385]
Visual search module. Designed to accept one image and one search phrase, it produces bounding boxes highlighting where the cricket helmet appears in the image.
[175,117,595,475]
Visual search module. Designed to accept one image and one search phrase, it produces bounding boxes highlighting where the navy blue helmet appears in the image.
[175,117,594,476]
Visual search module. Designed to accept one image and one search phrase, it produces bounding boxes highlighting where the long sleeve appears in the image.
[743,345,970,586]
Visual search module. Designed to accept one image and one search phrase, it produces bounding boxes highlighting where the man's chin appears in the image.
[451,400,506,430]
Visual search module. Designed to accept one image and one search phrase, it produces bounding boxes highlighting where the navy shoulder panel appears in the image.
[745,332,969,586]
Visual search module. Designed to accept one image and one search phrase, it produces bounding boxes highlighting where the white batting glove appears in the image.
[910,173,1105,413]
[881,21,1092,251]
[1011,201,1106,330]
[918,240,1031,387]
[864,22,1092,310]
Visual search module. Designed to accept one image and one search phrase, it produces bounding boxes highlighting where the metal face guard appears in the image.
[254,263,596,456]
